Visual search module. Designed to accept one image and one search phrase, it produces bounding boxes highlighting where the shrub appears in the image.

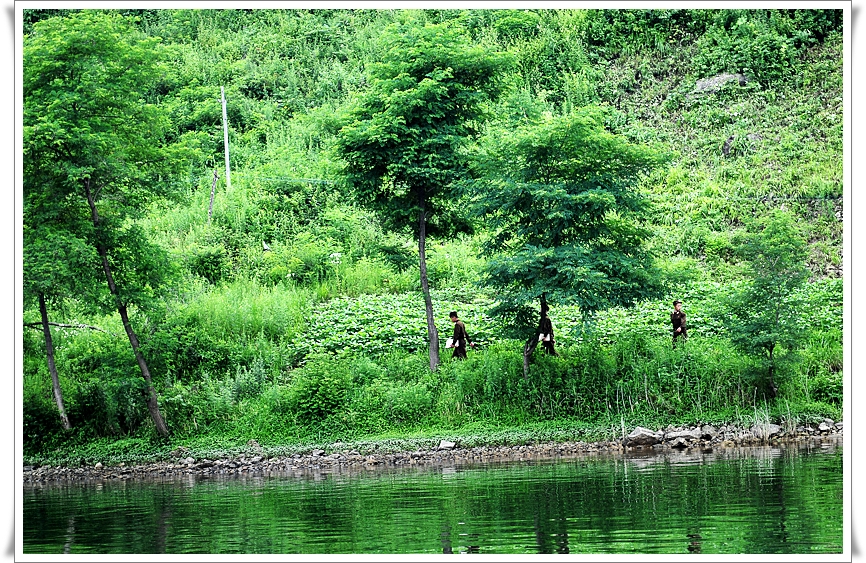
[493,10,541,42]
[525,353,575,419]
[380,351,430,383]
[66,379,118,437]
[789,401,841,424]
[425,236,485,290]
[60,328,136,382]
[191,374,235,427]
[288,356,352,422]
[349,356,387,386]
[333,257,395,297]
[179,277,312,343]
[808,371,842,406]
[23,381,64,452]
[385,381,434,426]
[160,381,198,435]
[690,10,834,86]
[585,9,711,57]
[477,343,524,405]
[231,357,269,402]
[346,379,389,433]
[261,384,295,417]
[284,232,339,284]
[111,377,149,434]
[449,357,486,407]
[187,243,229,284]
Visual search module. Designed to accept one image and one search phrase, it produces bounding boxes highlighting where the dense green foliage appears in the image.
[469,108,666,329]
[21,8,843,462]
[334,16,512,370]
[725,210,812,395]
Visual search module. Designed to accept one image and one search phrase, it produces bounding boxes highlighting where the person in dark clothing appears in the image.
[671,299,687,349]
[539,312,558,356]
[447,311,473,359]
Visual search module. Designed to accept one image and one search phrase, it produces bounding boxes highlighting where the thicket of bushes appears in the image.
[23,277,842,454]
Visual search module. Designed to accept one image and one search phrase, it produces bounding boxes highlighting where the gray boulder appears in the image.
[665,427,702,441]
[670,437,690,449]
[437,440,456,451]
[625,427,662,447]
[700,424,719,440]
[751,423,782,440]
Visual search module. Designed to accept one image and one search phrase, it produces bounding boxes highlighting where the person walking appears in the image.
[671,299,687,349]
[446,311,474,359]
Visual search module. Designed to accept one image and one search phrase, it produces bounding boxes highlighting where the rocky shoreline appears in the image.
[23,419,842,484]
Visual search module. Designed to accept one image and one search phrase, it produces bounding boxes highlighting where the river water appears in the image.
[22,438,843,555]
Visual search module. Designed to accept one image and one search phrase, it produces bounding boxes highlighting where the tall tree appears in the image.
[726,210,810,398]
[335,15,511,371]
[23,11,186,437]
[469,109,666,377]
[23,220,100,431]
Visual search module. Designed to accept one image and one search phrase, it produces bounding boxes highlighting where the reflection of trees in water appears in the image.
[533,512,569,554]
[62,516,74,554]
[155,504,172,554]
[23,440,843,554]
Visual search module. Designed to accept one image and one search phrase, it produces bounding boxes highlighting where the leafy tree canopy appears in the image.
[335,16,513,237]
[24,10,192,308]
[469,108,668,328]
[726,209,810,369]
[24,10,188,211]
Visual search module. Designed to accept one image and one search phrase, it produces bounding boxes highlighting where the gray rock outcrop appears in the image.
[625,427,662,447]
[665,427,702,441]
[694,73,750,93]
[700,425,719,440]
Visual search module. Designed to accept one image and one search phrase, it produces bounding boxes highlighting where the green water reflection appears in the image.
[23,439,843,554]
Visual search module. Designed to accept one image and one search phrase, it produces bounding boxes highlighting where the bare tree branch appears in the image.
[24,321,116,337]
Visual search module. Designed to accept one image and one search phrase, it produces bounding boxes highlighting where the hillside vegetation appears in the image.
[22,8,843,463]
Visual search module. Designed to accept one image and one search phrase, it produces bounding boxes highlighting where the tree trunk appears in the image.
[38,292,71,430]
[418,203,440,371]
[522,334,538,380]
[767,344,778,398]
[84,179,170,437]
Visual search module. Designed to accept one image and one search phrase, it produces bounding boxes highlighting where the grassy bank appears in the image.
[24,278,842,467]
[24,409,841,469]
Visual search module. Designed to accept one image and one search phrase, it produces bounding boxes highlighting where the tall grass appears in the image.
[150,329,838,446]
[184,277,312,341]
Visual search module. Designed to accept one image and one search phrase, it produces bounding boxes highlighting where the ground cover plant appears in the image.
[21,8,843,464]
